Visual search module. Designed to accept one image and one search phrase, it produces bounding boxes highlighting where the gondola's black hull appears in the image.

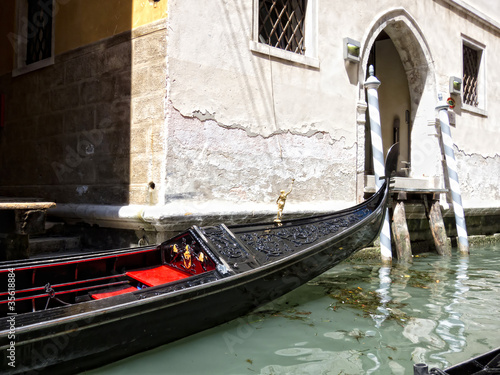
[2,208,385,374]
[426,347,500,374]
[0,144,399,374]
[0,201,386,374]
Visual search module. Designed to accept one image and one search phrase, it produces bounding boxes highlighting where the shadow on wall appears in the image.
[0,0,132,205]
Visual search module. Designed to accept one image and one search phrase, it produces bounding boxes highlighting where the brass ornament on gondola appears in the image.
[183,245,192,269]
[274,179,295,225]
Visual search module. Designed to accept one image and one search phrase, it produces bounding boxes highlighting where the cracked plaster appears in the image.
[165,0,500,208]
[456,148,500,202]
[164,109,356,205]
[167,0,356,142]
[190,109,337,140]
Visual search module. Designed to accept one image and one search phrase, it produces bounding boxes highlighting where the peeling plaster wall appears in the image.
[164,0,500,207]
[165,110,356,204]
[166,0,359,204]
[456,149,500,203]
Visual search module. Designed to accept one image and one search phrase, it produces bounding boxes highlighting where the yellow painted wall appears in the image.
[132,0,168,29]
[0,0,167,75]
[56,0,168,55]
[0,0,16,76]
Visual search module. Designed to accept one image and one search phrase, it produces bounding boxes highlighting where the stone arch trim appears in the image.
[358,7,436,105]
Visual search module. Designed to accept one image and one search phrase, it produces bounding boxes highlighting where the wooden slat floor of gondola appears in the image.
[91,286,138,300]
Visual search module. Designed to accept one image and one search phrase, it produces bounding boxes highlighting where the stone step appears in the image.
[30,236,81,255]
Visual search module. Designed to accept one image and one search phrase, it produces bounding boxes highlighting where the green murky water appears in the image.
[85,244,500,374]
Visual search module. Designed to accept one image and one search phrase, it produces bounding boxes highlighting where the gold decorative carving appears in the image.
[274,179,294,225]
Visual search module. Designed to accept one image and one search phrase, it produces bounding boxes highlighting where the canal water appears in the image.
[85,243,500,374]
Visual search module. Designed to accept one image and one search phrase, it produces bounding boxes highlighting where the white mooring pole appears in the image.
[365,66,392,262]
[436,94,469,255]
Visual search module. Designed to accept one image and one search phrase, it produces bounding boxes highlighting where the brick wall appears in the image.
[0,20,167,206]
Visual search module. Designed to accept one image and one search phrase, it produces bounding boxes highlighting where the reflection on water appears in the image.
[372,266,392,328]
[86,244,500,375]
[429,256,469,367]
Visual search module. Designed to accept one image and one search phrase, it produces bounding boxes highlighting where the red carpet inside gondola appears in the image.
[126,265,190,286]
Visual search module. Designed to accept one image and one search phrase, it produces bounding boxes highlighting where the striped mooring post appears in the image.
[436,94,469,255]
[365,65,392,262]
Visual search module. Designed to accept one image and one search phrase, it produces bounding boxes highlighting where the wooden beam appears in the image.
[391,201,412,262]
[428,200,452,256]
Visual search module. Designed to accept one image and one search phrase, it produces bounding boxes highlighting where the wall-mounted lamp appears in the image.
[343,37,361,63]
[449,76,462,95]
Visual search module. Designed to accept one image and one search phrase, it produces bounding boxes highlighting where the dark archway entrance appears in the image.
[365,30,411,177]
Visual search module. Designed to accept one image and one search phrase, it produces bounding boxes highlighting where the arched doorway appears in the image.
[357,9,437,196]
[365,30,411,177]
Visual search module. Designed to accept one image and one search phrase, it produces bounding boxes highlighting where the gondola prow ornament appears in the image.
[274,179,295,225]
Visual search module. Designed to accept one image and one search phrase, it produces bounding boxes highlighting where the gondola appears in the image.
[414,347,500,374]
[0,145,399,374]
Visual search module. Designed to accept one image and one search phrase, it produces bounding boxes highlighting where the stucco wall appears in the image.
[465,0,500,23]
[168,1,356,141]
[166,0,500,206]
[164,110,356,204]
[423,2,500,159]
[166,0,363,205]
[55,0,167,55]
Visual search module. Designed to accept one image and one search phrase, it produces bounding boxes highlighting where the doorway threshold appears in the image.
[364,175,445,194]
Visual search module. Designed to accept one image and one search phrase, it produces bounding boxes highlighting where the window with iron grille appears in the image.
[26,0,53,65]
[12,0,55,76]
[463,44,480,107]
[258,0,307,55]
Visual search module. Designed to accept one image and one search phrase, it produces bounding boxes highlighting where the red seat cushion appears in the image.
[126,266,190,286]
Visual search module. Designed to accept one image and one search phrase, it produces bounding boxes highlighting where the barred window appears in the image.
[26,0,53,65]
[463,44,480,107]
[11,0,55,76]
[258,0,307,55]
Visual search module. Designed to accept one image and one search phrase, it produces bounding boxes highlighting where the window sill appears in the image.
[462,104,488,117]
[249,41,320,69]
[12,56,55,77]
